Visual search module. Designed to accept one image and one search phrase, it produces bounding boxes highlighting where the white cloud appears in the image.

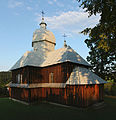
[26,6,33,11]
[48,1,53,5]
[72,0,77,3]
[48,0,64,7]
[8,0,23,8]
[56,2,64,7]
[36,10,100,35]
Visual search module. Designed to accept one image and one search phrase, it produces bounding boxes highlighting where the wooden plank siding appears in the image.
[27,62,75,83]
[10,62,104,107]
[12,66,30,84]
[10,87,29,102]
[12,62,76,84]
[9,84,104,107]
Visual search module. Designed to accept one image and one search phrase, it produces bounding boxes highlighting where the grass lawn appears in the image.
[0,96,116,120]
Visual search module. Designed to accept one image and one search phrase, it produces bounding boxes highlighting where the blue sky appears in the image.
[0,0,100,71]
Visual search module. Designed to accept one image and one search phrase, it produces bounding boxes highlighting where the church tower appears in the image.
[32,11,56,56]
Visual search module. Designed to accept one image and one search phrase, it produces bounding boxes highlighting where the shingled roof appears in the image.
[41,46,90,67]
[66,67,107,85]
[10,51,45,70]
[10,46,90,70]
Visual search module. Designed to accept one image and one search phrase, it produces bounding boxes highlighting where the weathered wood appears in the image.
[10,62,104,107]
[9,84,104,107]
[12,66,29,84]
[12,62,76,84]
[10,87,29,102]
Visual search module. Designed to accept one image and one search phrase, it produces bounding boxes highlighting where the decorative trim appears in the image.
[8,83,66,88]
[32,39,56,45]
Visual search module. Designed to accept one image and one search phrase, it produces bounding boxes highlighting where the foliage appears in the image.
[0,71,12,88]
[104,82,116,96]
[0,72,12,96]
[77,0,116,81]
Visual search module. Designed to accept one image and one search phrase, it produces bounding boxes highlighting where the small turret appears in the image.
[32,11,56,55]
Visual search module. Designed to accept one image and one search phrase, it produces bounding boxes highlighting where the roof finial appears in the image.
[63,33,67,41]
[41,10,45,21]
[40,10,47,29]
[64,40,67,48]
[63,33,67,48]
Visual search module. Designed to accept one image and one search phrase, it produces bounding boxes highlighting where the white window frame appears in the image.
[17,74,20,84]
[49,72,54,83]
[20,74,23,84]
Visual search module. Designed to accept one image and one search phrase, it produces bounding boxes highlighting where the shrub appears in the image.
[104,82,116,96]
[0,71,11,97]
[0,87,9,97]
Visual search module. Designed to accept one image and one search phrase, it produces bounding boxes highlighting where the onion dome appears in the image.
[32,17,56,52]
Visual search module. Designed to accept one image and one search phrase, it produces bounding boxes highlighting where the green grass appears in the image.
[0,96,116,120]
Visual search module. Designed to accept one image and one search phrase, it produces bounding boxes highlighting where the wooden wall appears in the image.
[66,84,104,107]
[12,62,89,84]
[12,66,30,84]
[28,62,76,83]
[30,84,104,107]
[10,87,29,102]
[12,62,76,84]
[9,84,104,107]
[10,62,104,107]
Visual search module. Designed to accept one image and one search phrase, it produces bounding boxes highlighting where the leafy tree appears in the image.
[0,72,12,96]
[0,72,12,88]
[77,0,116,81]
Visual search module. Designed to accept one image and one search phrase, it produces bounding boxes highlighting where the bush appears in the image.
[0,87,9,97]
[111,83,116,96]
[104,82,116,96]
[0,71,11,97]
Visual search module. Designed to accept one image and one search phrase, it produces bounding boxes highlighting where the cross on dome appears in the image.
[63,33,67,48]
[40,10,47,29]
[41,10,45,20]
[63,33,67,41]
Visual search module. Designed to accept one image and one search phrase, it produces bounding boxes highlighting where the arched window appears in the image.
[49,72,54,83]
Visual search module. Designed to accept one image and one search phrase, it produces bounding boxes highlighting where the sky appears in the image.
[0,0,100,71]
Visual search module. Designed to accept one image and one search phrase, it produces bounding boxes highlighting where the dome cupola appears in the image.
[32,11,56,55]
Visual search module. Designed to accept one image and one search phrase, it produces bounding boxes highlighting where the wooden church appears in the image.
[8,15,107,107]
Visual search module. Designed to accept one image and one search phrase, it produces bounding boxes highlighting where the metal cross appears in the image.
[41,10,45,18]
[63,33,67,40]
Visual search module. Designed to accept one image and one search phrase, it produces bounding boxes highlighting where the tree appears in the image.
[77,0,116,81]
[0,72,12,96]
[0,72,12,88]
